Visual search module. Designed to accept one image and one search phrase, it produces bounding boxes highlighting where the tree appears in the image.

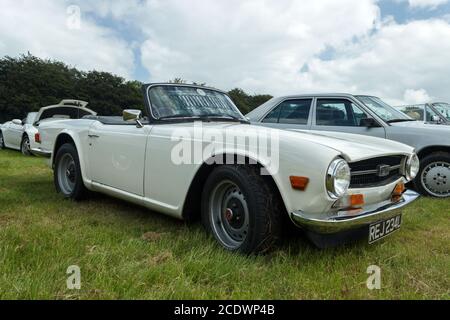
[228,88,272,114]
[0,54,144,122]
[0,54,272,122]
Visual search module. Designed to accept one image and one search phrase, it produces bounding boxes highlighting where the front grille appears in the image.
[349,156,405,188]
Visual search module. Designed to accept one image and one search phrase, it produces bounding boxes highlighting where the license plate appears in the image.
[368,215,402,244]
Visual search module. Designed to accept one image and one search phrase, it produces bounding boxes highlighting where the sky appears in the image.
[1,0,450,105]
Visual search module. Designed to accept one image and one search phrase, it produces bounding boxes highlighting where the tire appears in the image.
[54,143,87,200]
[201,165,282,254]
[0,131,4,149]
[414,151,450,198]
[21,135,32,156]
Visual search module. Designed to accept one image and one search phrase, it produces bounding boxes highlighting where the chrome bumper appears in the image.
[30,147,51,158]
[290,190,420,234]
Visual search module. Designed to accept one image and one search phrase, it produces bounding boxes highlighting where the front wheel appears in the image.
[21,135,32,156]
[54,143,87,200]
[415,152,450,198]
[201,165,282,254]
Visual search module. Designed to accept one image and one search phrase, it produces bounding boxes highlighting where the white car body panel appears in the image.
[38,118,415,219]
[1,120,24,150]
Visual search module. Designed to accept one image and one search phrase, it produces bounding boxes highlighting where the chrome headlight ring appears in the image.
[326,158,351,199]
[405,153,420,181]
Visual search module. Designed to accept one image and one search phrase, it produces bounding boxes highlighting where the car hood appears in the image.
[284,129,414,161]
[165,122,414,162]
[390,120,450,131]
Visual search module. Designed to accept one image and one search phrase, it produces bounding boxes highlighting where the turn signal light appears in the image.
[392,182,405,202]
[350,194,365,207]
[34,133,41,143]
[332,193,365,210]
[289,176,309,191]
[393,182,405,196]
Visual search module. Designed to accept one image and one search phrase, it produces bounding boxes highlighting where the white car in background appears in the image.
[1,112,37,154]
[36,84,419,253]
[0,100,96,155]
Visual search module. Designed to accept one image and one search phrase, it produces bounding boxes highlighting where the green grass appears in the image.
[0,149,448,300]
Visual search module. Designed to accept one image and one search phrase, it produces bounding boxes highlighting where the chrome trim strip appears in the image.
[351,164,402,176]
[30,148,51,158]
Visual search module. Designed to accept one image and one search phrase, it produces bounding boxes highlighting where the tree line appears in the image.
[0,54,272,123]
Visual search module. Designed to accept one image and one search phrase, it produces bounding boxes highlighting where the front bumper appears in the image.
[290,190,419,234]
[30,147,51,158]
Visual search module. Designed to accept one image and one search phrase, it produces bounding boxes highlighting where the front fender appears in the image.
[52,129,92,188]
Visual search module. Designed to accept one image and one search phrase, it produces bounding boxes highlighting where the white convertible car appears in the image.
[0,100,96,155]
[36,84,420,253]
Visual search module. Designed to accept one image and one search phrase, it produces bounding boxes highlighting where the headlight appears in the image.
[405,153,420,180]
[326,158,351,199]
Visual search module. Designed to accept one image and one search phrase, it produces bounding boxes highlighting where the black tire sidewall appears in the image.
[414,152,450,197]
[201,165,280,254]
[54,143,86,200]
[21,135,31,155]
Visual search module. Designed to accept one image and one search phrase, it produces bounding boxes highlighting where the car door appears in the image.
[312,98,386,138]
[87,120,151,196]
[3,121,24,149]
[258,98,313,130]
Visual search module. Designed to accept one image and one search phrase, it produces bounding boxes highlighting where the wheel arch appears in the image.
[52,131,89,184]
[417,145,450,159]
[21,132,29,141]
[182,153,288,221]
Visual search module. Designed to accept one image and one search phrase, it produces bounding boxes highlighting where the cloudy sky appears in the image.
[1,0,449,104]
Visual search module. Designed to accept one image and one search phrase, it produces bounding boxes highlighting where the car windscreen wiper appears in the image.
[157,113,249,124]
[158,114,202,121]
[386,119,418,123]
[200,113,250,124]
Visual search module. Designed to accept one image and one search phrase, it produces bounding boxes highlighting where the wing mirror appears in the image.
[431,115,442,123]
[123,109,143,128]
[12,119,22,125]
[360,118,379,128]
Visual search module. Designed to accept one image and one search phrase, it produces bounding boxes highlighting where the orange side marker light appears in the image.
[350,194,365,207]
[290,176,309,191]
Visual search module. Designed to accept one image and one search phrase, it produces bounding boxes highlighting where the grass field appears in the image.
[0,149,448,299]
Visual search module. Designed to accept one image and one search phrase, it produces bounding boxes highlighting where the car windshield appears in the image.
[433,103,450,121]
[356,96,413,123]
[148,85,245,121]
[397,105,424,121]
[26,112,38,124]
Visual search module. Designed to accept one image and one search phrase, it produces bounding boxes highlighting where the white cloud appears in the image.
[405,0,449,9]
[296,19,450,104]
[403,89,433,104]
[0,0,135,78]
[132,0,380,93]
[2,0,450,106]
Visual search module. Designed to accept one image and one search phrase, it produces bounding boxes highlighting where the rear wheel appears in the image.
[54,143,87,200]
[201,165,282,254]
[415,152,450,198]
[0,131,4,149]
[21,135,31,156]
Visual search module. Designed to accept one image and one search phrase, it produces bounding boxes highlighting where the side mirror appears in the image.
[123,109,143,128]
[360,118,379,128]
[431,115,441,123]
[12,119,22,125]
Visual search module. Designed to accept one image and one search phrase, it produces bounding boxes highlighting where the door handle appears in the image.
[88,134,99,138]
